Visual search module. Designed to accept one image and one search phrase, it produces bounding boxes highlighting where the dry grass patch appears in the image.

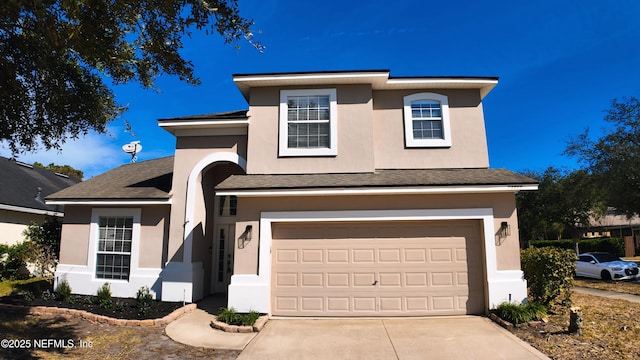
[0,311,240,360]
[575,278,640,295]
[510,292,640,360]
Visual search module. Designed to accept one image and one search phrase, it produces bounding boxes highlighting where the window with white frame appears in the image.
[403,93,451,147]
[279,89,338,156]
[89,208,140,282]
[96,216,133,280]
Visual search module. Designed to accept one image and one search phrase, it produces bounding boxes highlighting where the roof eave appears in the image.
[232,71,499,101]
[216,184,538,197]
[45,198,171,206]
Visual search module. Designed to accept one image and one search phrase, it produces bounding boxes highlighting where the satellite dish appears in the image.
[122,141,142,163]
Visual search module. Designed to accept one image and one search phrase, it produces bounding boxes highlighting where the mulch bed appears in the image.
[0,294,184,320]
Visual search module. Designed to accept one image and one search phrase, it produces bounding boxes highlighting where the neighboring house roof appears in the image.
[216,168,538,192]
[46,157,174,203]
[587,208,640,229]
[0,156,81,215]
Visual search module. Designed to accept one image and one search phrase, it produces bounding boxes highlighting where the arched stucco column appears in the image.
[161,152,247,302]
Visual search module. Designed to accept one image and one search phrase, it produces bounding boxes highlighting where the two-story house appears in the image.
[48,70,537,317]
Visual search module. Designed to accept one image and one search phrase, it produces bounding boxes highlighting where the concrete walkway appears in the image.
[237,317,548,360]
[574,286,640,303]
[164,296,256,350]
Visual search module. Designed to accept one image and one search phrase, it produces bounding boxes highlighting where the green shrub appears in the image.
[578,238,624,257]
[521,247,576,309]
[241,311,261,326]
[0,242,31,280]
[55,279,72,302]
[529,237,625,257]
[495,302,547,325]
[136,286,154,316]
[216,307,262,326]
[96,283,112,309]
[529,239,575,250]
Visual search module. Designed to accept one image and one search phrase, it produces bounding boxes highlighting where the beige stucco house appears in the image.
[48,70,537,316]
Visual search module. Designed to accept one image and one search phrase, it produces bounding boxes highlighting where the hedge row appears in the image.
[529,238,624,257]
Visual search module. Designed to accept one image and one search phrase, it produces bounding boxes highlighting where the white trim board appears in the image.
[0,203,63,217]
[227,208,527,314]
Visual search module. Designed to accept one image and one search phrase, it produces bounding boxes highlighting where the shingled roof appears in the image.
[216,168,537,191]
[0,157,80,214]
[46,157,174,202]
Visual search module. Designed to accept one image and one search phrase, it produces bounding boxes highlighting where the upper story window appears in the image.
[279,89,338,156]
[403,93,451,148]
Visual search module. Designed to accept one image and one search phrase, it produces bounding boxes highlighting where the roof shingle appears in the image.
[216,168,537,191]
[0,157,80,211]
[46,157,174,201]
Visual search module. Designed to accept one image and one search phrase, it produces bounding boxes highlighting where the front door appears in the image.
[211,224,235,294]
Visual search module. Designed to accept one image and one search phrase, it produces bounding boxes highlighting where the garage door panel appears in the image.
[271,220,485,316]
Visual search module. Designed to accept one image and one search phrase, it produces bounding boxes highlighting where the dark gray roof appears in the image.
[158,110,248,122]
[216,168,537,191]
[46,157,174,201]
[0,157,81,212]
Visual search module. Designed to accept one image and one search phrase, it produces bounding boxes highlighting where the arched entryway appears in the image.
[180,152,246,300]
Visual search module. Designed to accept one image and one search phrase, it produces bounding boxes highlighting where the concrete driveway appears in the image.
[237,316,548,360]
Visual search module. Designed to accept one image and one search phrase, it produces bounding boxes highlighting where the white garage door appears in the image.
[271,220,485,316]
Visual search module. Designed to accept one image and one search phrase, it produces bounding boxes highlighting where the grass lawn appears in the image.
[0,277,51,297]
[575,277,640,295]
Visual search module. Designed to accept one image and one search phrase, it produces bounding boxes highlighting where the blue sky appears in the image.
[3,0,640,178]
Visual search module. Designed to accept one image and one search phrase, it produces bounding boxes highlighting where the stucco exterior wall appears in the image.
[372,89,489,169]
[167,135,247,262]
[58,205,170,268]
[0,209,48,246]
[245,84,376,174]
[233,192,520,275]
[58,206,91,265]
[139,206,171,268]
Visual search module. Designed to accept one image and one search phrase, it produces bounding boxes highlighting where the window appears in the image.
[96,216,132,280]
[89,208,140,282]
[279,89,338,156]
[218,195,237,216]
[403,93,451,147]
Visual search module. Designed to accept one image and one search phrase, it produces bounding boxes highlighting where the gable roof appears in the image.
[46,157,174,204]
[216,168,538,195]
[0,157,81,215]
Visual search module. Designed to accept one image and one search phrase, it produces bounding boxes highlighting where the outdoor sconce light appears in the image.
[499,221,511,238]
[245,225,253,241]
[238,225,253,249]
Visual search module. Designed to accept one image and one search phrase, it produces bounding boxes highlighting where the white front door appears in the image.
[211,224,235,294]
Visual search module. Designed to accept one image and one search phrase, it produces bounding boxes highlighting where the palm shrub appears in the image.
[495,302,547,325]
[521,247,576,309]
[216,307,262,326]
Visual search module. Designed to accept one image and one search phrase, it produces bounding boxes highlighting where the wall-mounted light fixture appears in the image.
[499,221,511,238]
[238,224,253,249]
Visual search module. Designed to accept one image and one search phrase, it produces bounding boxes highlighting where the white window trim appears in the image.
[279,88,338,156]
[87,208,141,282]
[403,92,452,147]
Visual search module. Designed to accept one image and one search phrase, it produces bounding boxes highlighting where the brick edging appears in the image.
[0,302,197,327]
[210,315,268,333]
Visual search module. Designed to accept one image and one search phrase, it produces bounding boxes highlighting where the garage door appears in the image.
[271,220,485,316]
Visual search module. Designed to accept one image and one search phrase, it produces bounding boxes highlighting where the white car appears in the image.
[575,252,640,281]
